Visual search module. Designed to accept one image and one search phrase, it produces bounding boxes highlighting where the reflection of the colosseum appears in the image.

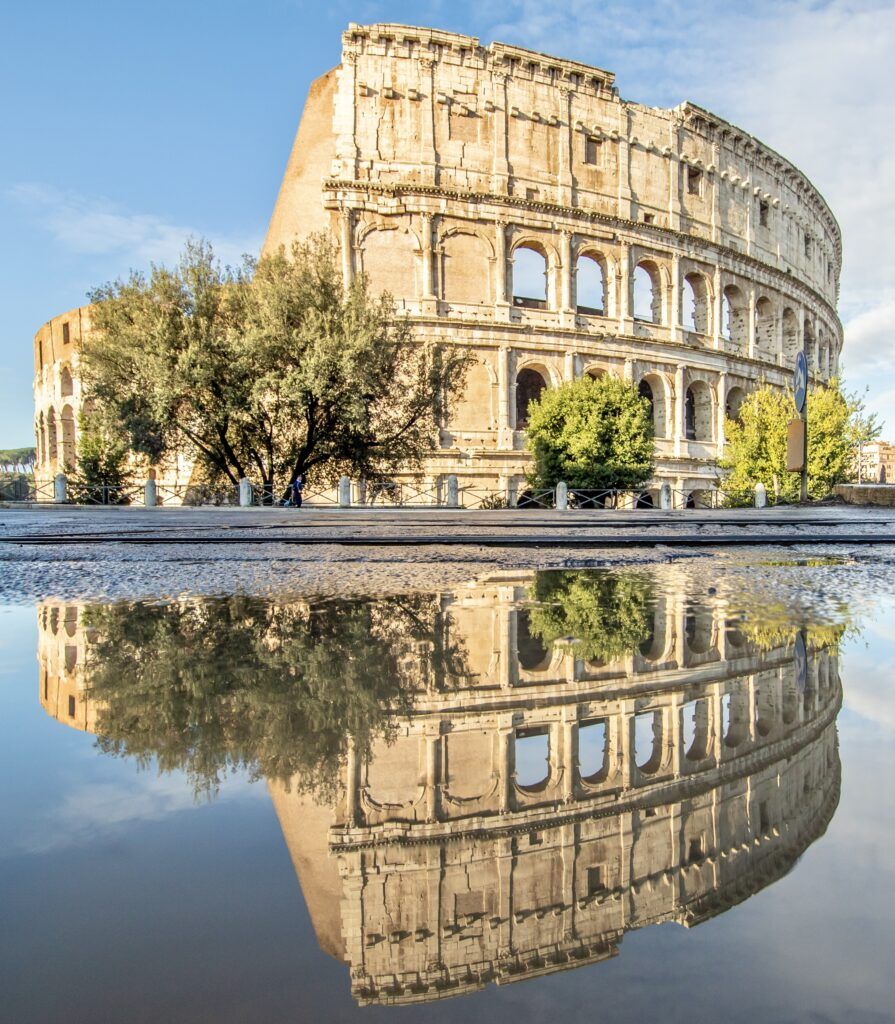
[36,571,842,1008]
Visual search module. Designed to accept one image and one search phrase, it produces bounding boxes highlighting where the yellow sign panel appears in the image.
[787,418,805,472]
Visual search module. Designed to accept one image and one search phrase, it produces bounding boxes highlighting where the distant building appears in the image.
[859,441,895,484]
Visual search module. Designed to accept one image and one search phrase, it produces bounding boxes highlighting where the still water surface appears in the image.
[1,564,894,1023]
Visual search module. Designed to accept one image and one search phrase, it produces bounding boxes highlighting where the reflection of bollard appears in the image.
[239,478,253,507]
[555,481,568,511]
[339,475,351,507]
[53,473,67,504]
[446,474,459,508]
[754,482,767,509]
[144,479,157,508]
[659,482,672,510]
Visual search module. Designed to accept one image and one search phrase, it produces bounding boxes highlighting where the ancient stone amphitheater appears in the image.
[33,23,843,504]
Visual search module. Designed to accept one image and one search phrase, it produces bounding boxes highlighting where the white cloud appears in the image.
[8,182,261,271]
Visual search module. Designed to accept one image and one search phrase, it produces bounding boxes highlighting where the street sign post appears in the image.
[793,351,809,501]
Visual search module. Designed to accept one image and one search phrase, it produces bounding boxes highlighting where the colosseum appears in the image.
[38,572,842,1005]
[33,23,843,504]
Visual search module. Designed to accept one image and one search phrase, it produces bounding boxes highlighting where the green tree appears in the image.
[82,595,469,798]
[721,380,862,503]
[525,375,653,492]
[66,409,133,505]
[82,235,469,502]
[525,569,654,663]
[0,447,36,473]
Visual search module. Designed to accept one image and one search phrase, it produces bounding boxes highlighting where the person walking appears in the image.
[291,474,304,509]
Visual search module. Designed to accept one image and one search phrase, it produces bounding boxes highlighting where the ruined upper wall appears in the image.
[264,23,840,306]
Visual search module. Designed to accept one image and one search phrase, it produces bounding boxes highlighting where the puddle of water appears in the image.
[1,563,894,1023]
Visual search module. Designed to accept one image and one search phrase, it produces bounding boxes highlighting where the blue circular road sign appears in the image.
[794,351,808,414]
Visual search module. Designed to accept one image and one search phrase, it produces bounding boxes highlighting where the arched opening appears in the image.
[755,297,775,359]
[441,231,492,305]
[575,254,605,314]
[586,366,607,381]
[515,367,547,429]
[726,385,747,422]
[683,273,709,334]
[634,710,663,774]
[37,413,46,464]
[804,321,816,371]
[515,727,550,790]
[685,609,714,656]
[633,261,662,323]
[685,381,713,442]
[516,609,551,671]
[46,407,58,465]
[782,308,800,361]
[578,719,609,783]
[682,699,711,762]
[512,245,548,309]
[59,365,74,398]
[639,374,667,438]
[635,491,654,509]
[722,285,747,346]
[60,405,76,469]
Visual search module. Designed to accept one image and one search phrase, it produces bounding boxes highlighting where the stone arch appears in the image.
[683,272,710,335]
[755,297,776,360]
[639,372,669,439]
[515,365,548,428]
[584,364,608,380]
[514,726,550,791]
[511,238,553,309]
[59,364,74,399]
[633,260,663,324]
[575,251,606,314]
[634,710,663,774]
[516,608,551,671]
[577,719,609,784]
[46,406,58,464]
[685,379,713,442]
[36,413,46,465]
[60,404,76,469]
[726,385,747,421]
[804,319,817,370]
[721,284,748,346]
[782,307,800,361]
[358,224,417,301]
[682,698,711,763]
[448,358,494,432]
[440,229,493,305]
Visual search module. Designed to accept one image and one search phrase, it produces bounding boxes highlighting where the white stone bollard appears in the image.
[555,481,568,511]
[53,473,67,504]
[754,482,767,509]
[339,475,352,507]
[659,482,672,510]
[239,478,253,507]
[446,474,459,508]
[144,478,157,508]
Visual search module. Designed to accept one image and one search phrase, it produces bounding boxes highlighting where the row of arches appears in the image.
[358,222,837,373]
[37,405,76,468]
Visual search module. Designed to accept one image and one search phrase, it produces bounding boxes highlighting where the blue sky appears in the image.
[2,0,893,446]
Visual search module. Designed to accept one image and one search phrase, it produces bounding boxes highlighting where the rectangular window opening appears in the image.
[759,800,770,832]
[687,166,702,196]
[587,866,606,895]
[759,200,769,227]
[584,136,601,165]
[67,694,76,718]
[62,322,71,345]
[687,836,704,863]
[642,212,655,224]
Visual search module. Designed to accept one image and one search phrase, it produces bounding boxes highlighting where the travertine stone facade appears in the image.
[265,23,843,500]
[33,23,843,502]
[37,576,842,1005]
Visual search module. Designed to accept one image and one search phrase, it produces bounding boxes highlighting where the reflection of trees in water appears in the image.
[525,569,654,663]
[83,596,467,798]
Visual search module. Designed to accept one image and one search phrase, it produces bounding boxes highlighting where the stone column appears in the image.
[420,212,437,313]
[418,57,438,185]
[616,110,633,220]
[747,284,756,359]
[674,364,686,456]
[559,229,573,322]
[424,731,440,822]
[717,370,727,455]
[333,51,359,179]
[668,121,682,232]
[712,265,723,350]
[670,252,681,341]
[618,242,631,332]
[498,345,513,444]
[339,207,354,288]
[490,70,510,193]
[495,220,510,320]
[558,87,573,207]
[623,358,634,384]
[498,723,514,813]
[563,350,578,381]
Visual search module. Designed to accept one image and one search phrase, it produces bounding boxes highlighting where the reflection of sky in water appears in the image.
[1,588,894,1024]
